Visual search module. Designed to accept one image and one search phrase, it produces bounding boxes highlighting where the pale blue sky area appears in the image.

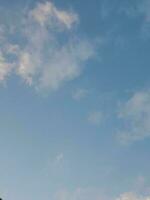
[0,1,150,200]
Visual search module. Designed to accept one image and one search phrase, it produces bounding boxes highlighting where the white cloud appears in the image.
[116,193,138,200]
[37,40,95,90]
[17,51,35,86]
[19,1,96,90]
[0,1,96,91]
[29,1,78,28]
[116,192,150,200]
[88,111,103,125]
[72,88,89,101]
[117,89,150,144]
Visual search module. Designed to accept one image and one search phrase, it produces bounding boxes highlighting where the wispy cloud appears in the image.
[138,0,150,22]
[99,0,150,40]
[72,88,89,101]
[88,111,104,125]
[55,153,64,164]
[117,89,150,144]
[54,187,105,200]
[121,0,150,38]
[0,51,13,82]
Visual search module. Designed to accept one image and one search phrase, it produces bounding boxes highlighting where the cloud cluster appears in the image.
[0,1,96,91]
[117,89,150,144]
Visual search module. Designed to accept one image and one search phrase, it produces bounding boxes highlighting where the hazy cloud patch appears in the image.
[117,89,150,144]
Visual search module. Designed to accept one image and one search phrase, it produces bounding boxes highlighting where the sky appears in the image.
[1,0,150,200]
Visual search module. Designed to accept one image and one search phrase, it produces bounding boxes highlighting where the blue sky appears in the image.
[1,0,150,200]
